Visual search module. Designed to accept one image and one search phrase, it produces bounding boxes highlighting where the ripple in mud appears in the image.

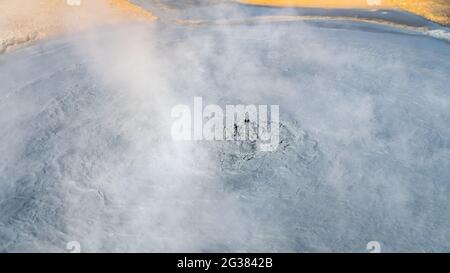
[216,119,322,194]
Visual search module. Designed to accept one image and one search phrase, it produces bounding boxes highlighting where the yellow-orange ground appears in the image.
[239,0,450,26]
[238,0,396,9]
[0,0,156,53]
[392,0,450,26]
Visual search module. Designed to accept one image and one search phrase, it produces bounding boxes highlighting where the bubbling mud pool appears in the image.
[0,1,450,252]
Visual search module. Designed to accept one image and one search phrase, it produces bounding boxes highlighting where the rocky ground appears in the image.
[0,0,156,54]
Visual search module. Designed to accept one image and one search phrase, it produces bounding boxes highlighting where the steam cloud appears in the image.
[0,0,449,252]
